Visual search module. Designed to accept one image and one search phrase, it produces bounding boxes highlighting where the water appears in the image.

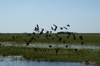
[0,56,95,66]
[1,42,100,50]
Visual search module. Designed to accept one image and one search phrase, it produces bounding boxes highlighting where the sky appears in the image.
[0,0,100,33]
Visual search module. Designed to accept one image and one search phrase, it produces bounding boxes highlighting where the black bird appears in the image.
[50,31,52,34]
[65,45,68,48]
[81,41,84,45]
[39,28,44,35]
[33,32,36,35]
[55,49,59,55]
[12,36,15,39]
[59,37,62,41]
[79,36,83,40]
[67,24,70,27]
[0,44,2,46]
[26,42,29,46]
[63,26,67,30]
[28,34,31,36]
[67,32,71,36]
[51,27,53,30]
[75,49,78,52]
[60,27,63,30]
[49,45,52,48]
[53,24,57,31]
[46,30,49,34]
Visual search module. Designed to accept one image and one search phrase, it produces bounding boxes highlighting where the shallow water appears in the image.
[1,42,100,50]
[0,56,95,66]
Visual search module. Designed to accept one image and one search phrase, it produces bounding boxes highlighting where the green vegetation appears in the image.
[0,46,100,64]
[0,33,100,45]
[0,33,100,65]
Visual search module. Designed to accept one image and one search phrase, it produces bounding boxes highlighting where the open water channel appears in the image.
[0,56,96,66]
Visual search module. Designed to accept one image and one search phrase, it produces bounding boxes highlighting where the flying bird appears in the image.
[53,24,57,31]
[67,24,70,27]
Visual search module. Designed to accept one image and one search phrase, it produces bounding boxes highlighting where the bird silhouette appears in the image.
[49,45,52,48]
[55,49,59,55]
[39,28,44,35]
[51,27,53,30]
[81,41,84,45]
[12,36,15,39]
[65,45,68,48]
[63,26,67,30]
[67,24,70,27]
[75,49,78,52]
[79,36,83,40]
[53,24,57,31]
[60,27,63,30]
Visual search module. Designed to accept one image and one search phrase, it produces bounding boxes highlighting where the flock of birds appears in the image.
[8,24,84,53]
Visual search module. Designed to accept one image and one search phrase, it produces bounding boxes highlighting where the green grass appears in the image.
[0,46,100,64]
[0,33,100,46]
[0,33,100,65]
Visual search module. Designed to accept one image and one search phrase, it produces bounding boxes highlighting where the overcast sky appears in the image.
[0,0,100,33]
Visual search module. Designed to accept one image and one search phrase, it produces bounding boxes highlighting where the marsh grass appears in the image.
[0,33,100,45]
[0,46,100,64]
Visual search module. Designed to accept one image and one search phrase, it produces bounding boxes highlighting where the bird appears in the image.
[39,28,44,35]
[81,41,84,45]
[33,32,36,35]
[12,36,15,39]
[72,33,76,40]
[46,30,49,34]
[63,26,67,30]
[26,42,29,46]
[28,34,31,36]
[53,24,57,31]
[58,37,62,41]
[75,49,78,52]
[55,49,59,55]
[51,27,53,30]
[49,45,52,48]
[79,36,83,40]
[67,24,70,27]
[60,27,63,30]
[65,45,68,48]
[0,44,2,46]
